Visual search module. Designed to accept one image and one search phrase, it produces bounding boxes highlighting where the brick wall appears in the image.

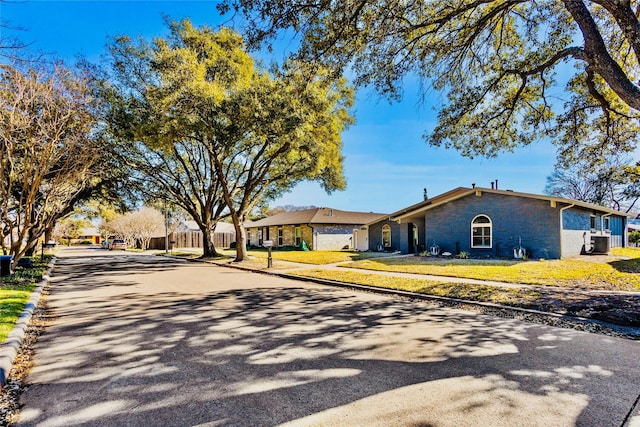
[367,220,401,251]
[423,192,561,259]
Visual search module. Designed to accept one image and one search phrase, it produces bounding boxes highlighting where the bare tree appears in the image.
[545,159,640,213]
[53,218,89,246]
[129,207,164,250]
[100,207,165,250]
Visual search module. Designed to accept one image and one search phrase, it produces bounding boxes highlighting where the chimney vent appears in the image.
[491,182,494,190]
[472,183,476,188]
[423,188,428,201]
[495,179,498,190]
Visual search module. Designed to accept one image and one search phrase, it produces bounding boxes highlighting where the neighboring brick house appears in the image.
[365,186,629,259]
[245,208,386,251]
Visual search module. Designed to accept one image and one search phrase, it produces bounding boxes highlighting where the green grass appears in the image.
[289,268,542,305]
[340,253,640,291]
[0,255,52,343]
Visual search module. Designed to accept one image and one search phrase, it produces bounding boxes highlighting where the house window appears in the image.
[471,215,492,248]
[278,227,283,246]
[258,228,263,245]
[603,216,610,232]
[590,215,597,232]
[382,224,391,248]
[295,226,301,246]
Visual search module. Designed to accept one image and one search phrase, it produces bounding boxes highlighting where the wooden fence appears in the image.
[148,231,235,250]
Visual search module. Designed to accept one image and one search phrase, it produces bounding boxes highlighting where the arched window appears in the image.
[471,215,492,248]
[382,224,391,248]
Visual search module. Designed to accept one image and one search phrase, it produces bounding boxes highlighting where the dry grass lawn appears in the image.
[219,249,392,265]
[289,268,542,305]
[339,247,640,291]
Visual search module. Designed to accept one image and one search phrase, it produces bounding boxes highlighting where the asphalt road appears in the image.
[16,249,640,426]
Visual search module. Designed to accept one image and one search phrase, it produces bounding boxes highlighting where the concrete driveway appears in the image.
[16,249,640,426]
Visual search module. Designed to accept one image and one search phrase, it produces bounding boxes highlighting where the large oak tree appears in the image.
[220,0,640,170]
[105,20,353,260]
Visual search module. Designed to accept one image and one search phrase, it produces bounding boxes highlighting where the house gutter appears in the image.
[559,203,575,258]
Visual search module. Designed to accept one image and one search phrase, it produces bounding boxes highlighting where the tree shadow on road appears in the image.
[17,257,640,427]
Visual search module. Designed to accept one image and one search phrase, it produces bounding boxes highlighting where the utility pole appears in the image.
[164,202,169,254]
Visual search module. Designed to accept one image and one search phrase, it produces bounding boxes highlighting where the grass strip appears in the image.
[220,249,393,265]
[340,255,640,291]
[0,255,52,343]
[288,268,542,306]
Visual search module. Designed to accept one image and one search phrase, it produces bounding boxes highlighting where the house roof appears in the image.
[372,187,629,224]
[79,227,101,236]
[245,208,387,228]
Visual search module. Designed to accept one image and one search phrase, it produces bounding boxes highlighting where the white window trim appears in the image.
[295,226,301,246]
[382,224,392,248]
[471,214,492,249]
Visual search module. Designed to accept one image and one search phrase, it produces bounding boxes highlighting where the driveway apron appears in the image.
[16,250,640,427]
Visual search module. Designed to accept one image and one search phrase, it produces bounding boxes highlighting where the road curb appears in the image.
[188,256,640,340]
[0,257,56,389]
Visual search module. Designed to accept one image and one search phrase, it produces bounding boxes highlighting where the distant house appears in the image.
[78,227,102,244]
[364,186,629,259]
[245,208,386,251]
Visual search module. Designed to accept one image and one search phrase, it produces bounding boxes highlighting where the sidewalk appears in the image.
[205,255,640,338]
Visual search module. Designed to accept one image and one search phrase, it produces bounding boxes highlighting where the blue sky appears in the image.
[2,0,558,214]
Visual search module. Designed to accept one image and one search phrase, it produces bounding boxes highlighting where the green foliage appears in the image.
[629,231,640,245]
[0,254,51,343]
[0,61,113,262]
[222,0,640,165]
[104,19,353,260]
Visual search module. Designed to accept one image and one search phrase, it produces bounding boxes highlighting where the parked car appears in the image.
[109,239,127,251]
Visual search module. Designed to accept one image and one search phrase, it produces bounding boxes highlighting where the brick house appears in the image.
[365,186,629,259]
[245,208,386,251]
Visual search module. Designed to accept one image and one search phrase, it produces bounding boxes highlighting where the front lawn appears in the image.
[290,268,542,304]
[220,249,394,265]
[339,248,640,291]
[0,255,52,343]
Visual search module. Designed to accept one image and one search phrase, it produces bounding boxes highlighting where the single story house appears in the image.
[77,227,102,245]
[363,186,628,259]
[245,208,386,251]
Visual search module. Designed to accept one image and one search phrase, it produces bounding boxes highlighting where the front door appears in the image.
[408,223,418,253]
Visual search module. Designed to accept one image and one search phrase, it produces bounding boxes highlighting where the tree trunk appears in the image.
[229,213,248,262]
[202,226,219,258]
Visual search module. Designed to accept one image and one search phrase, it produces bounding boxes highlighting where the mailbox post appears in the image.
[263,240,273,268]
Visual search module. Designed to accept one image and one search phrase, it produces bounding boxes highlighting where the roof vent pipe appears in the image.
[472,183,476,188]
[491,182,494,190]
[423,188,428,200]
[495,179,498,190]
